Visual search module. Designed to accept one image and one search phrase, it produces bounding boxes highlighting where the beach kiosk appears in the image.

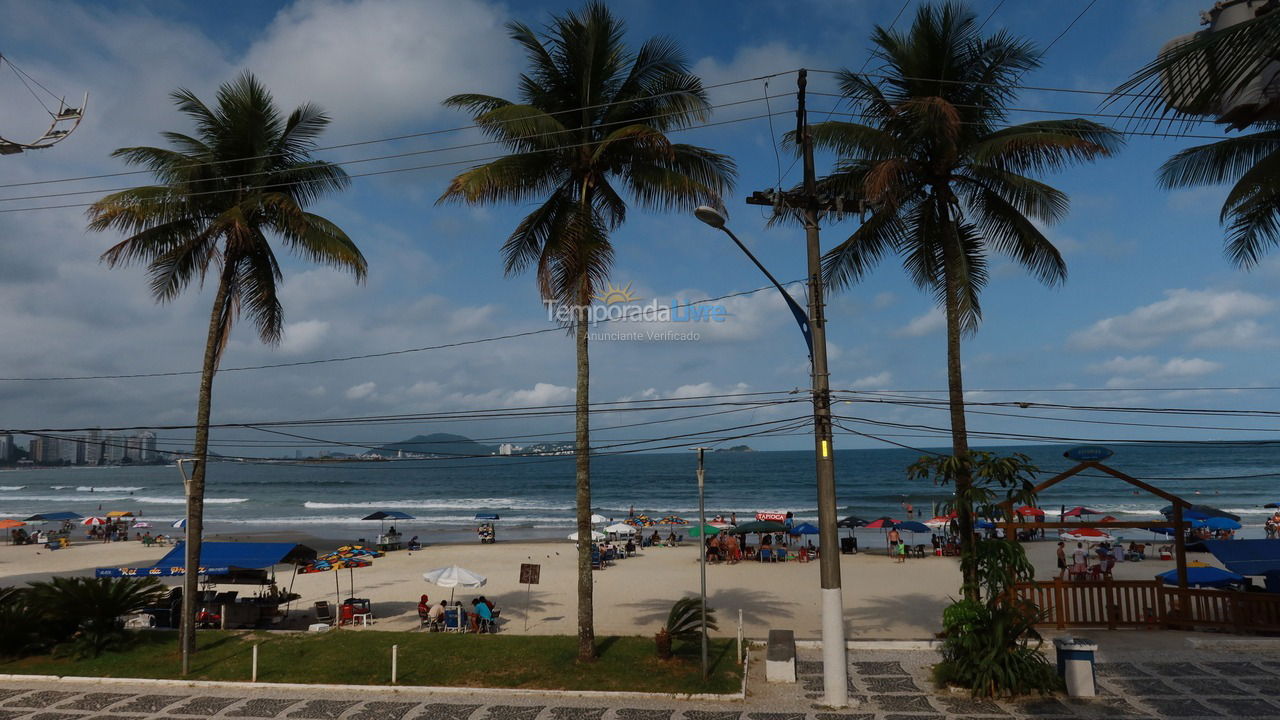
[97,541,315,629]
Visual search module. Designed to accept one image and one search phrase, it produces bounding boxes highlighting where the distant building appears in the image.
[31,436,61,464]
[58,437,82,465]
[497,443,522,456]
[0,434,13,461]
[85,429,102,465]
[138,431,157,463]
[103,432,125,463]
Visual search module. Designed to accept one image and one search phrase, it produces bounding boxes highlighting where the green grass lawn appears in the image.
[1,631,742,694]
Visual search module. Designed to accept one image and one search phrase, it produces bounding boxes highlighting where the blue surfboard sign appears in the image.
[1063,445,1114,462]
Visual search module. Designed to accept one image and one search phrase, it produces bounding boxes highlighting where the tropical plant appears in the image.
[796,2,1119,595]
[86,71,365,666]
[438,1,734,661]
[656,596,718,660]
[0,586,48,657]
[26,576,168,658]
[934,540,1060,697]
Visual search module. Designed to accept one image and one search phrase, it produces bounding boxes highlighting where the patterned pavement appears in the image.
[2,654,1280,719]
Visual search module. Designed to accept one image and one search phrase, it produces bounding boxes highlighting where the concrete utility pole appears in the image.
[745,68,850,708]
[695,447,710,681]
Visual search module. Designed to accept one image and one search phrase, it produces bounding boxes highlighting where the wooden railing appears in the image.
[1013,579,1280,634]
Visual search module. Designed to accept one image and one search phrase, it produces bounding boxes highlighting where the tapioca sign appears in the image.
[1063,445,1114,462]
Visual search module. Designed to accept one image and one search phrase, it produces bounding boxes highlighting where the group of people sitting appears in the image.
[417,594,498,633]
[1266,514,1280,539]
[1058,541,1130,581]
[640,531,682,547]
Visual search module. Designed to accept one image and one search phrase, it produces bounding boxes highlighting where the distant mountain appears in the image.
[368,433,497,458]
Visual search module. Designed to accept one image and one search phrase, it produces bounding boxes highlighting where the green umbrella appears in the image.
[726,520,786,535]
[687,524,721,538]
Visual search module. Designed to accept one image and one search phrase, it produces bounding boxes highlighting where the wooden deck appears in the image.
[1013,579,1280,634]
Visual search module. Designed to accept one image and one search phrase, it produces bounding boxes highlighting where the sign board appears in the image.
[756,512,787,522]
[519,563,541,585]
[1063,445,1114,462]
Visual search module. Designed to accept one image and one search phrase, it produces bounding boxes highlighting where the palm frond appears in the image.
[970,120,1123,175]
[1157,130,1280,188]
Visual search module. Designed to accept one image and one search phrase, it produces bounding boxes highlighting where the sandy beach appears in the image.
[0,528,1233,640]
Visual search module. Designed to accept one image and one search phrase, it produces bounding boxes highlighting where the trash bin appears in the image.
[1053,636,1098,697]
[840,536,857,554]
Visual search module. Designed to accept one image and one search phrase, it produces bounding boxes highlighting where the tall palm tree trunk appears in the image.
[940,195,977,600]
[574,278,595,662]
[179,275,229,671]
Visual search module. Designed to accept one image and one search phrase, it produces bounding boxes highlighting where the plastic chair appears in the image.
[339,604,355,626]
[759,548,773,562]
[775,548,787,562]
[314,601,334,625]
[443,608,463,632]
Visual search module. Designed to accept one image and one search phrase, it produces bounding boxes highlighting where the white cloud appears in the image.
[873,292,896,309]
[345,381,377,400]
[895,307,944,337]
[279,319,330,355]
[505,382,574,407]
[693,42,816,105]
[848,371,891,389]
[1090,354,1223,387]
[1070,289,1274,349]
[242,0,518,138]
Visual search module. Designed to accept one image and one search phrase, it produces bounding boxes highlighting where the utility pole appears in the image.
[695,447,710,681]
[746,68,850,708]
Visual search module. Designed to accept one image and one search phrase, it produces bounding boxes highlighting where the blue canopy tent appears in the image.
[24,511,83,522]
[1204,517,1241,531]
[1160,504,1241,522]
[1156,565,1245,589]
[789,522,820,535]
[1205,539,1280,592]
[95,541,316,578]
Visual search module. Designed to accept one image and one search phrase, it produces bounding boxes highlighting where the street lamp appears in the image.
[694,205,849,708]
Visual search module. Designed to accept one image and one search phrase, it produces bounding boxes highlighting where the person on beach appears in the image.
[1071,542,1087,580]
[1056,542,1068,580]
[887,527,901,557]
[895,539,906,563]
[428,600,446,629]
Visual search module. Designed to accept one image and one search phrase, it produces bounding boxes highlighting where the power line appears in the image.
[0,281,803,382]
[1041,0,1098,57]
[0,70,800,191]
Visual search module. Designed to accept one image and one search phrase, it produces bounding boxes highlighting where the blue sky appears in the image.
[2,0,1277,456]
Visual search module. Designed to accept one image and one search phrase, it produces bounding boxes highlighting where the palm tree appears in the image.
[438,1,734,660]
[86,71,365,670]
[807,2,1120,595]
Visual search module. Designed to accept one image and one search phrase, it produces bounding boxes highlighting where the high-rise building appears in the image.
[58,437,81,465]
[139,431,157,463]
[103,432,125,463]
[0,434,14,462]
[31,437,61,464]
[85,429,102,465]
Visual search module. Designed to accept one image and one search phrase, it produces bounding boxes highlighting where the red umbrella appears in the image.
[1062,506,1102,518]
[1014,506,1045,517]
[863,517,898,529]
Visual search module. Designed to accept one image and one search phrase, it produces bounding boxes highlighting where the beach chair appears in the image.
[759,548,773,562]
[591,550,603,570]
[314,601,334,626]
[443,608,464,633]
[913,544,927,558]
[775,548,787,562]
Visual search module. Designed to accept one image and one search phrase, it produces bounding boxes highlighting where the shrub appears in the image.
[655,596,717,659]
[0,586,48,657]
[26,576,167,658]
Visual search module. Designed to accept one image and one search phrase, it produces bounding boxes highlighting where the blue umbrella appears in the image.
[1156,566,1244,588]
[975,519,995,529]
[1205,516,1241,531]
[893,521,930,533]
[789,522,820,535]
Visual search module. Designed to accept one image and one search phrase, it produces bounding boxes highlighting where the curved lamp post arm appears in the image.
[716,225,814,361]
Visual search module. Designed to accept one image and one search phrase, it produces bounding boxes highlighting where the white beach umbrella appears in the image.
[568,530,606,541]
[81,516,107,526]
[604,523,635,535]
[590,513,609,524]
[422,564,487,603]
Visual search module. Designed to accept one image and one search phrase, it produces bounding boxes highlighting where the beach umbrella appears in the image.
[1265,502,1280,509]
[300,555,374,608]
[893,521,930,534]
[1061,527,1113,543]
[657,515,687,525]
[1205,517,1242,531]
[604,522,635,536]
[132,521,151,529]
[1161,504,1240,522]
[1062,506,1102,518]
[837,515,868,529]
[171,518,187,529]
[924,515,952,530]
[81,516,108,526]
[590,513,609,524]
[623,515,655,527]
[0,518,25,530]
[1156,565,1244,588]
[863,517,897,529]
[789,522,820,535]
[975,519,996,530]
[568,530,606,541]
[686,524,721,538]
[422,564,487,603]
[1014,506,1045,517]
[105,511,134,518]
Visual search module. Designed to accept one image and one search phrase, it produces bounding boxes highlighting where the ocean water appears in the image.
[1,443,1277,542]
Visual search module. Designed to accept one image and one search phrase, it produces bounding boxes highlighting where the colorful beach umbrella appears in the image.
[623,515,655,527]
[0,518,26,530]
[893,521,930,534]
[657,515,687,525]
[924,515,952,530]
[301,546,380,607]
[171,518,187,529]
[81,516,108,526]
[132,521,152,529]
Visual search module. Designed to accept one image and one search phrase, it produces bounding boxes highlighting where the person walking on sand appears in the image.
[1056,541,1068,580]
[887,527,901,557]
